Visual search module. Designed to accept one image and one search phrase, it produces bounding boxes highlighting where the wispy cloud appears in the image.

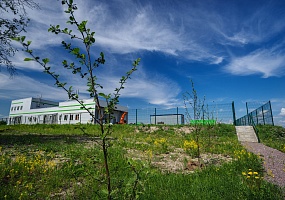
[7,0,285,71]
[224,46,285,78]
[0,73,67,100]
[94,66,182,107]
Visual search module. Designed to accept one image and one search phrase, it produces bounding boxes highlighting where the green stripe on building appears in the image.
[59,103,95,108]
[12,102,23,105]
[10,107,95,116]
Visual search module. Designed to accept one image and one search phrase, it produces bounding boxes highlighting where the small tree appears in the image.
[14,0,140,199]
[0,0,38,75]
[183,80,206,159]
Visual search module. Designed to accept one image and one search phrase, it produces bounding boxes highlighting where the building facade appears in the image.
[8,97,128,125]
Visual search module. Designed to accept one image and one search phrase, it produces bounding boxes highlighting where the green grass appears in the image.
[0,124,284,199]
[257,125,285,153]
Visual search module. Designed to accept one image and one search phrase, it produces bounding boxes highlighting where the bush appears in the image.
[0,121,7,125]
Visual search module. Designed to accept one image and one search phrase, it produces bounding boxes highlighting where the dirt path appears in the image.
[241,142,285,188]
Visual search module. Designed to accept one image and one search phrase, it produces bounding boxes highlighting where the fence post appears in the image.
[261,106,265,125]
[154,108,157,125]
[256,110,258,125]
[135,109,138,125]
[232,101,236,125]
[177,107,179,125]
[269,101,274,126]
[246,102,249,125]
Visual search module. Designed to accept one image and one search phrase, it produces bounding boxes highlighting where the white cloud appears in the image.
[94,67,182,107]
[280,108,285,116]
[0,73,67,101]
[224,47,285,77]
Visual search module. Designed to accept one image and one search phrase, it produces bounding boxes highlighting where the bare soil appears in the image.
[126,148,233,174]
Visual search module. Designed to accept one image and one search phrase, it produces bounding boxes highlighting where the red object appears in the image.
[119,112,127,124]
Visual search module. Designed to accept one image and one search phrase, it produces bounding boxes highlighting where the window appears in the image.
[20,106,23,110]
[64,115,68,121]
[70,114,73,120]
[75,114,79,120]
[17,106,20,110]
[11,107,13,111]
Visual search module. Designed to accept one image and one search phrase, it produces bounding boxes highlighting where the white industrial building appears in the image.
[8,97,128,125]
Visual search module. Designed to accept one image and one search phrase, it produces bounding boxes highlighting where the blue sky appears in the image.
[0,0,285,126]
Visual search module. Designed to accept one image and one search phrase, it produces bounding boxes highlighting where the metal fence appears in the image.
[128,102,235,125]
[235,101,274,126]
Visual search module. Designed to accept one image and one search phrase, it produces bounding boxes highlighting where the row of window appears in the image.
[11,106,23,111]
[11,113,81,122]
[60,114,80,121]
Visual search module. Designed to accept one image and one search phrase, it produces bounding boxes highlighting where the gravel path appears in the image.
[241,142,285,188]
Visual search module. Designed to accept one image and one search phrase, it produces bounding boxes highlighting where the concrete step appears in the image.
[235,126,258,143]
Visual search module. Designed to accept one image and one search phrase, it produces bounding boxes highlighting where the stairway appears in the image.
[235,126,259,143]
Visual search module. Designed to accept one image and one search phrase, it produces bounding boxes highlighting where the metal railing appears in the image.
[128,102,235,125]
[235,101,274,126]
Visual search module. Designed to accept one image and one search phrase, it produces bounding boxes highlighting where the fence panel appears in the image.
[128,102,234,125]
[235,101,274,126]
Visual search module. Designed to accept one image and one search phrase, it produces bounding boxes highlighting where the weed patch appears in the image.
[0,124,284,199]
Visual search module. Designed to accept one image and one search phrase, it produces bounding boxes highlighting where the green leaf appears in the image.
[24,58,34,61]
[71,48,80,55]
[101,189,108,195]
[42,58,50,64]
[11,37,20,42]
[99,93,110,99]
[21,36,26,42]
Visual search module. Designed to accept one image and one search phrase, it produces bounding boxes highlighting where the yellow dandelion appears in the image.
[242,172,246,176]
[253,172,258,175]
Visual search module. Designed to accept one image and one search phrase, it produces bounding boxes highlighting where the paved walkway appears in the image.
[235,126,259,143]
[241,142,285,188]
[235,126,285,189]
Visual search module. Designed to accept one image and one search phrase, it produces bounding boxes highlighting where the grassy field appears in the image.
[257,125,285,153]
[0,124,284,199]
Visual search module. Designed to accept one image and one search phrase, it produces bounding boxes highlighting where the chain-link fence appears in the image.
[235,101,274,126]
[127,102,235,125]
